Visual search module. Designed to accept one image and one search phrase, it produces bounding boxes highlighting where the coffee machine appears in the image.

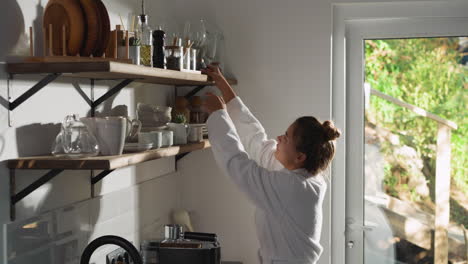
[141,224,221,264]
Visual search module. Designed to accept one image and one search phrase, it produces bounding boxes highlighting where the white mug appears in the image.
[188,124,204,143]
[81,117,127,156]
[167,123,189,145]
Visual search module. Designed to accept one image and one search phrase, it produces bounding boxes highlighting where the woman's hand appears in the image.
[201,63,226,84]
[203,92,226,114]
[201,63,237,104]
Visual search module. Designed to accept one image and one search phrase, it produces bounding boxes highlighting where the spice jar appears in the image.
[190,48,197,71]
[190,96,206,123]
[165,46,182,70]
[172,96,190,122]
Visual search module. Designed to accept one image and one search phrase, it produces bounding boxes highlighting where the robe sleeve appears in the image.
[207,109,299,215]
[225,97,283,170]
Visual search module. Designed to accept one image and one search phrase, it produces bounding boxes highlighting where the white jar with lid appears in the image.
[156,129,173,147]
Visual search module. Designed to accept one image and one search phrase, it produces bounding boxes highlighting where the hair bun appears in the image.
[322,120,341,141]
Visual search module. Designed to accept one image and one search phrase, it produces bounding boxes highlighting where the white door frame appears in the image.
[330,2,468,264]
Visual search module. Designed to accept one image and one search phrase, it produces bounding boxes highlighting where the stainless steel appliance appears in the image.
[141,224,221,264]
[80,225,222,264]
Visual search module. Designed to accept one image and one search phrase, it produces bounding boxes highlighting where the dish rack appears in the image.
[28,0,131,64]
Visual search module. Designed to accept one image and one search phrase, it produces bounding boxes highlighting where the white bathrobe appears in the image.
[206,97,326,264]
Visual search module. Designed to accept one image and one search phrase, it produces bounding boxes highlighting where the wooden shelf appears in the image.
[8,140,211,170]
[6,60,238,86]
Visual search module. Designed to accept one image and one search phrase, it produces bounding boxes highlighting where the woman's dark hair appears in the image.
[293,116,341,176]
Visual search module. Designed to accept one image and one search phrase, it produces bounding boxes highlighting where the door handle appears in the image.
[346,218,377,232]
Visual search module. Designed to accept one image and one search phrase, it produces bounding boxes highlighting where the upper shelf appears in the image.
[6,61,238,86]
[8,140,211,170]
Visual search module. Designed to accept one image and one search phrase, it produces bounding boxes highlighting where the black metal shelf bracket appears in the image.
[92,79,135,108]
[175,152,190,162]
[73,82,93,107]
[175,152,191,170]
[91,170,115,185]
[184,85,206,99]
[8,73,62,111]
[10,169,65,221]
[8,75,134,116]
[72,78,135,115]
[8,167,117,220]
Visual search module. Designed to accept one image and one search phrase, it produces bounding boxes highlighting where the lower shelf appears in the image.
[7,140,211,221]
[7,140,211,170]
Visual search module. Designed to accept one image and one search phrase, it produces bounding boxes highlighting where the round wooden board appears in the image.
[93,0,110,57]
[43,0,85,56]
[79,0,101,56]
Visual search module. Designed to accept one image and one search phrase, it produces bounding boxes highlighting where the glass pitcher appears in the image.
[52,115,99,158]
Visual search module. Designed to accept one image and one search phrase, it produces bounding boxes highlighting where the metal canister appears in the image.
[140,240,159,264]
[164,224,183,241]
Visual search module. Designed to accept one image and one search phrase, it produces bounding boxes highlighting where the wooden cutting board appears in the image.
[79,0,101,56]
[93,0,111,57]
[43,0,85,56]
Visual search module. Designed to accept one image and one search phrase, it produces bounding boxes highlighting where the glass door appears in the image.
[345,17,468,264]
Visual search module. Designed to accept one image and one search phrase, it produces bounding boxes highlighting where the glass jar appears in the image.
[183,47,190,70]
[190,48,197,71]
[164,45,182,70]
[136,15,153,67]
[52,114,99,157]
[190,96,205,123]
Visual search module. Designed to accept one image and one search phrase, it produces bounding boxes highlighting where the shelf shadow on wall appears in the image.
[0,95,9,111]
[33,0,45,57]
[0,135,5,156]
[15,122,60,157]
[0,0,24,61]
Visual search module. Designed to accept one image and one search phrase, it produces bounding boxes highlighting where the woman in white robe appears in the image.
[202,64,340,264]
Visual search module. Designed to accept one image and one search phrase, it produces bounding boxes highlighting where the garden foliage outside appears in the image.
[365,38,467,227]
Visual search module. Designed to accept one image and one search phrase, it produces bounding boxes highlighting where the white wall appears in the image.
[167,0,463,264]
[0,0,183,263]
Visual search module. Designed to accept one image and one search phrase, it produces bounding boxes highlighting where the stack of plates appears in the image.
[141,126,168,132]
[202,125,208,137]
[123,143,153,153]
[43,0,110,57]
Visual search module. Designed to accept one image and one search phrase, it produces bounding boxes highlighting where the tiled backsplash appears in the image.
[6,169,179,264]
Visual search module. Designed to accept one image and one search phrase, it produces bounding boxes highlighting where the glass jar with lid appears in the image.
[52,114,99,157]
